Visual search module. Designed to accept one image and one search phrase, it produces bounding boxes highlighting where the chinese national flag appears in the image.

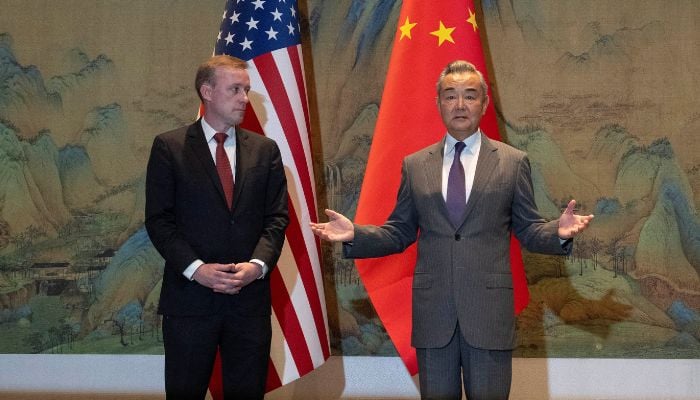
[354,0,529,374]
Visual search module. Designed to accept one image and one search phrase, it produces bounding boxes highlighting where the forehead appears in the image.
[440,72,482,92]
[214,66,249,84]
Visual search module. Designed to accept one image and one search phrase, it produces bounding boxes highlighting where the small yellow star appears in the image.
[467,8,478,32]
[399,16,417,40]
[430,21,455,46]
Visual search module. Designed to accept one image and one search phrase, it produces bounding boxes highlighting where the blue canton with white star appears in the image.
[215,0,301,61]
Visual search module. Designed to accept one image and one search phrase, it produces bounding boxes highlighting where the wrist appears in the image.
[250,259,267,279]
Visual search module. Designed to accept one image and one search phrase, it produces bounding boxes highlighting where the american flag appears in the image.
[210,0,330,394]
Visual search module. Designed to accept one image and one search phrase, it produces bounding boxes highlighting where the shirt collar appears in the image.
[201,118,235,143]
[445,130,481,156]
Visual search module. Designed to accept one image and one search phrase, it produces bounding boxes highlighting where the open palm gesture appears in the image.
[558,199,594,239]
[310,209,355,242]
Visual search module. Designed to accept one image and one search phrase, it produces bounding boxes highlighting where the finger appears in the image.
[325,209,341,220]
[213,263,232,272]
[579,215,592,225]
[230,278,244,287]
[310,223,325,232]
[214,270,234,280]
[212,284,230,292]
[565,199,576,214]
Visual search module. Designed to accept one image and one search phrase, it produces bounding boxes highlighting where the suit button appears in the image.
[230,219,235,225]
[454,234,461,241]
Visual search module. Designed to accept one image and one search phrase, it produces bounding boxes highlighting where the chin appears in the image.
[229,116,245,125]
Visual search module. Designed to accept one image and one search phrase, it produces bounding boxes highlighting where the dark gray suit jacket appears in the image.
[345,135,569,350]
[145,120,289,318]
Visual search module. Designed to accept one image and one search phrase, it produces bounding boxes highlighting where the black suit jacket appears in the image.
[145,120,289,317]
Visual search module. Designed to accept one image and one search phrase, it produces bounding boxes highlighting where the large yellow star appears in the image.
[430,21,455,46]
[467,8,478,32]
[399,16,417,40]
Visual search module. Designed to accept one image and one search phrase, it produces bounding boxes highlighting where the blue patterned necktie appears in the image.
[446,141,466,226]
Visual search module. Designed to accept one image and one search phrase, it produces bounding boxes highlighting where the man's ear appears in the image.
[481,95,490,116]
[200,83,213,102]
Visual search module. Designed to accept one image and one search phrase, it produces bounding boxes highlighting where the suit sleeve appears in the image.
[344,159,419,259]
[144,135,200,273]
[511,155,568,255]
[250,141,289,273]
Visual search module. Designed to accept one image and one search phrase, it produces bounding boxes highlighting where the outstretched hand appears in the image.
[558,199,594,239]
[310,209,355,242]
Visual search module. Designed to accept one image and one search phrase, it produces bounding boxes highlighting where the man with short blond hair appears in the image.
[146,55,289,399]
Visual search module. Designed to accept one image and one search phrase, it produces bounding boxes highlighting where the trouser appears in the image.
[162,313,271,400]
[416,325,512,400]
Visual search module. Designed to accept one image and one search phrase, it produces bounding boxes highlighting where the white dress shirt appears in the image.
[442,130,482,206]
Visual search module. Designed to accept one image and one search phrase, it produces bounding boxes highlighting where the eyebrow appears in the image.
[441,87,478,93]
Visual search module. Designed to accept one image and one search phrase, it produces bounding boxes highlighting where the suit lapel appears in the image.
[186,120,231,211]
[422,139,451,224]
[232,128,253,211]
[459,135,498,226]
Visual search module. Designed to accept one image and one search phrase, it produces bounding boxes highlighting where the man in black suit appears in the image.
[311,60,593,399]
[145,55,289,399]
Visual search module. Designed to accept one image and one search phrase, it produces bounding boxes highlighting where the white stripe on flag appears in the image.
[275,228,325,364]
[269,46,316,200]
[270,299,300,383]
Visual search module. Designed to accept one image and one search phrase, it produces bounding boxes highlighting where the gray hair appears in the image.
[436,60,488,99]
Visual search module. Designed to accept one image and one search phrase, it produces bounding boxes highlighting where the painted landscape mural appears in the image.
[0,0,698,360]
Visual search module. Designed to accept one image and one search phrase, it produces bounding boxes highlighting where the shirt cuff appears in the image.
[183,259,204,280]
[250,259,268,279]
[559,237,573,253]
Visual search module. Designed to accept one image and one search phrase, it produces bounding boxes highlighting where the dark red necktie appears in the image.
[214,132,234,209]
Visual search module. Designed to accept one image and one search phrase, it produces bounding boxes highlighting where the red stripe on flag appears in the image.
[208,349,224,400]
[254,51,317,220]
[269,266,314,375]
[284,46,324,259]
[285,201,330,359]
[240,105,265,136]
[287,46,314,194]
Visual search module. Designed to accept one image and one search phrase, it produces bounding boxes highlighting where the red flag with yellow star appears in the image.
[354,0,529,374]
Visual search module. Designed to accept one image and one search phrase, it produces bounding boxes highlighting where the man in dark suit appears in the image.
[145,55,289,399]
[311,60,593,399]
